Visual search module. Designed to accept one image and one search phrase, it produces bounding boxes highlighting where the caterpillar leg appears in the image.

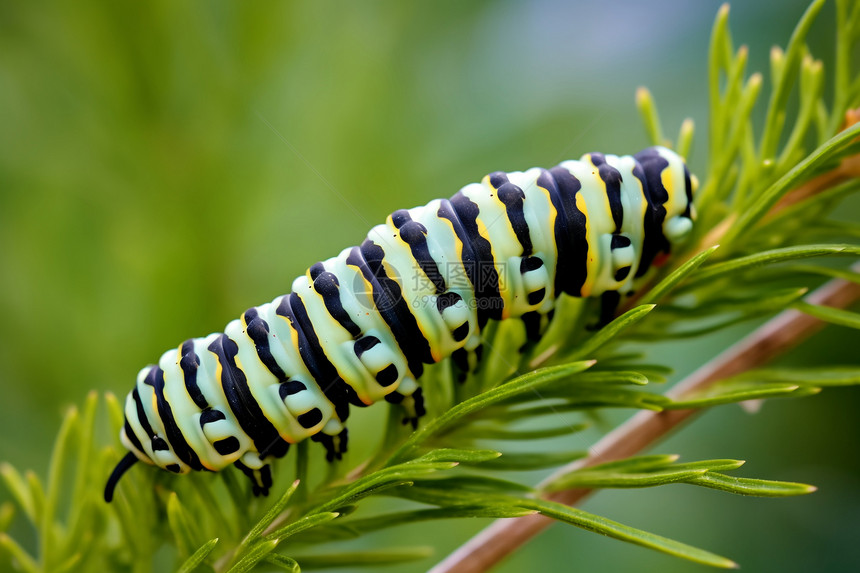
[233,455,275,496]
[451,345,483,383]
[519,309,555,349]
[597,290,622,328]
[311,418,349,462]
[449,318,484,383]
[384,379,426,429]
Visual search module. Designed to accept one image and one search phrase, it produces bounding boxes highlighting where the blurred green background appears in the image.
[1,1,858,571]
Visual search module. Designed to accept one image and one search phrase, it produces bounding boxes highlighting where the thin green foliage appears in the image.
[794,300,860,328]
[285,547,434,569]
[543,456,816,498]
[520,499,738,569]
[177,539,220,573]
[262,553,300,573]
[733,366,860,386]
[637,245,720,306]
[636,87,668,148]
[2,3,859,572]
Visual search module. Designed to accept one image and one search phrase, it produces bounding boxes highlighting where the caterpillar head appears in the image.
[634,146,697,268]
[659,147,696,250]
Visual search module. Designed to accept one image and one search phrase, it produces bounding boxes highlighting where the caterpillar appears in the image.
[105,146,696,502]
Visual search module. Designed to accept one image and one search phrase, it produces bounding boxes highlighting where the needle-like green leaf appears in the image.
[639,245,720,306]
[289,547,434,569]
[690,473,817,497]
[176,538,219,573]
[264,553,301,572]
[521,499,738,569]
[794,301,860,329]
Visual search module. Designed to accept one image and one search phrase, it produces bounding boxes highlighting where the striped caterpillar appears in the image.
[105,146,695,502]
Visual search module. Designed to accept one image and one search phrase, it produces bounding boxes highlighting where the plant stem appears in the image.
[429,269,860,573]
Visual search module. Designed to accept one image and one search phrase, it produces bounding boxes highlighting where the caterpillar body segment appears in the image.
[105,146,696,502]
